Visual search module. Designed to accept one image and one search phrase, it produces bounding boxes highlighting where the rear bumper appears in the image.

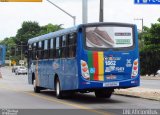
[78,75,140,90]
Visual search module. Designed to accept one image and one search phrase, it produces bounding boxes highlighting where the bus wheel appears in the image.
[33,80,40,93]
[95,89,113,98]
[55,78,63,99]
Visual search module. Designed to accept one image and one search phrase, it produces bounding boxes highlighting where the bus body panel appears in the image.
[28,58,78,90]
[77,50,140,90]
[77,25,140,90]
[28,60,36,84]
[48,58,78,90]
[0,45,6,66]
[28,23,140,92]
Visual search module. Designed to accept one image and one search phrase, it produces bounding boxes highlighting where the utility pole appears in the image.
[21,42,22,60]
[82,0,88,24]
[134,18,144,32]
[99,0,104,22]
[46,0,76,26]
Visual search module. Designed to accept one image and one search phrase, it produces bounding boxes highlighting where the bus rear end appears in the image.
[77,23,140,97]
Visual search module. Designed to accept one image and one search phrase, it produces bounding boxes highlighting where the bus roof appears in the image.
[28,22,135,45]
[28,26,78,44]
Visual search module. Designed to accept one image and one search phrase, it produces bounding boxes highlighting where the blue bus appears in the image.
[0,45,6,66]
[28,22,140,99]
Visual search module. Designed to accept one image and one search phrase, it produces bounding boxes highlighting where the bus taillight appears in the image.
[131,59,138,78]
[81,60,90,80]
[82,67,88,72]
[82,61,87,67]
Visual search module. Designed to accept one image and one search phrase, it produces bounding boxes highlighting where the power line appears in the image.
[46,0,76,26]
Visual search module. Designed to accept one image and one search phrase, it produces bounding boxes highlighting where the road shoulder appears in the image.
[114,87,160,101]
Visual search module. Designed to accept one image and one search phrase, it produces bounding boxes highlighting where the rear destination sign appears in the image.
[135,0,160,4]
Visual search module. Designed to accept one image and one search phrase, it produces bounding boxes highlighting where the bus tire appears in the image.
[95,89,113,98]
[33,79,40,93]
[55,78,63,99]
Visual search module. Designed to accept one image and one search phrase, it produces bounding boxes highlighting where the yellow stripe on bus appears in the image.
[98,52,104,81]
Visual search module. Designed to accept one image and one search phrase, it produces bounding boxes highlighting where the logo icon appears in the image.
[135,0,160,4]
[90,68,95,74]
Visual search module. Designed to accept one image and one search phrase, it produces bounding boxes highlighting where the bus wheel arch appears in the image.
[32,73,40,93]
[54,74,58,90]
[32,73,35,84]
[54,74,63,99]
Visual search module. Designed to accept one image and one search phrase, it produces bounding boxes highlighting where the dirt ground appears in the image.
[114,87,160,101]
[141,76,160,80]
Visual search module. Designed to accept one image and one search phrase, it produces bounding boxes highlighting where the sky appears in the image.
[0,0,160,40]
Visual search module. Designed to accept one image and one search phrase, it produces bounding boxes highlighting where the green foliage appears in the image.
[37,23,63,35]
[15,22,62,45]
[140,19,160,75]
[0,37,16,60]
[15,21,41,45]
[0,37,16,46]
[0,21,63,62]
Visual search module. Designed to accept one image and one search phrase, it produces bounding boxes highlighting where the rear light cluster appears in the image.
[131,59,138,78]
[81,60,90,80]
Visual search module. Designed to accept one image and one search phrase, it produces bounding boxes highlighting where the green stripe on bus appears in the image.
[88,51,94,80]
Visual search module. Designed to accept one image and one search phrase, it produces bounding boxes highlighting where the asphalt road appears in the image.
[140,79,160,89]
[0,67,160,115]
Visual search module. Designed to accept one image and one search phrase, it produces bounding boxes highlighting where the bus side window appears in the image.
[32,43,37,60]
[0,49,1,60]
[44,40,49,59]
[52,38,56,59]
[59,36,62,58]
[28,45,32,59]
[38,41,42,59]
[48,39,53,59]
[42,41,44,59]
[48,39,50,58]
[31,44,34,60]
[68,33,77,58]
[61,35,66,58]
[55,37,61,58]
[53,38,56,59]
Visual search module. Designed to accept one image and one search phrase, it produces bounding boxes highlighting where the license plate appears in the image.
[103,82,119,87]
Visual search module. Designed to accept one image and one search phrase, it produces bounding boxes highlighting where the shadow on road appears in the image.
[36,90,124,104]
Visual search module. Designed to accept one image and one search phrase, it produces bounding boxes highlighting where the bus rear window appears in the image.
[85,26,133,49]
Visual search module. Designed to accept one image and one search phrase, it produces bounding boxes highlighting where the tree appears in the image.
[140,19,160,75]
[15,21,41,45]
[0,37,16,60]
[0,21,63,63]
[37,23,63,35]
[0,37,16,46]
[15,22,63,45]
